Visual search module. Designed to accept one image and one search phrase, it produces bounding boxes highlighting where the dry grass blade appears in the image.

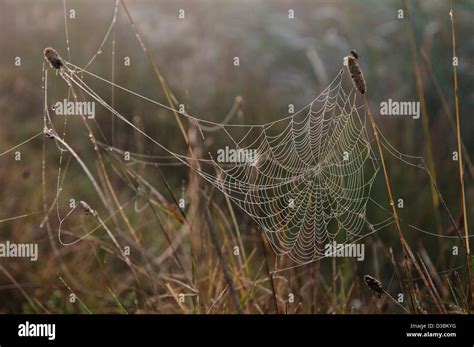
[450,0,473,311]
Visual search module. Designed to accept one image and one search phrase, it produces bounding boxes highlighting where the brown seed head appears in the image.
[346,50,366,94]
[44,47,63,70]
[364,274,383,298]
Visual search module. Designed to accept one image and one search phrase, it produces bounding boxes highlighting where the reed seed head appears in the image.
[364,274,383,298]
[346,50,366,94]
[43,47,63,69]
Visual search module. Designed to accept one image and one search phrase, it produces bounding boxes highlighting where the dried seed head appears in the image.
[44,47,63,70]
[364,275,383,298]
[80,201,96,216]
[346,50,366,94]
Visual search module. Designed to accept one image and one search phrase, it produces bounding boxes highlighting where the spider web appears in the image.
[196,72,379,264]
[52,59,393,267]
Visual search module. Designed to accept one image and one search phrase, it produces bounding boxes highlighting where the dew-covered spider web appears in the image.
[46,59,398,267]
[192,71,381,265]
